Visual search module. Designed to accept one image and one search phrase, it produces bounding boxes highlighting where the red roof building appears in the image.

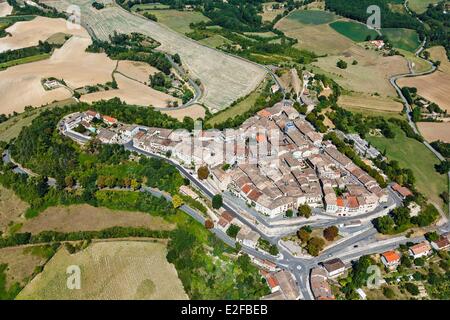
[392,183,413,199]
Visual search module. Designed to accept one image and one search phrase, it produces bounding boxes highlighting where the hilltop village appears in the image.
[61,100,388,219]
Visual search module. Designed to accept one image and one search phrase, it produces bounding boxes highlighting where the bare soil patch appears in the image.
[417,122,450,143]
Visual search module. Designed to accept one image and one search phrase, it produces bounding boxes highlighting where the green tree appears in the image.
[374,215,395,234]
[336,59,347,69]
[298,204,312,218]
[306,237,325,256]
[297,228,310,243]
[405,282,419,296]
[227,224,240,238]
[212,194,223,209]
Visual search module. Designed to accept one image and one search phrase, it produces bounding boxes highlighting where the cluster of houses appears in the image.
[62,102,389,219]
[310,258,346,300]
[381,235,450,271]
[309,235,450,300]
[260,267,301,300]
[208,101,388,218]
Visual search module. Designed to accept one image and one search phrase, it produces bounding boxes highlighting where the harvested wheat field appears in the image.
[81,73,180,108]
[397,46,450,112]
[0,1,12,18]
[0,35,116,114]
[0,16,86,52]
[397,71,450,112]
[417,122,450,143]
[314,45,409,96]
[161,103,205,120]
[428,46,450,74]
[0,245,50,288]
[17,241,188,300]
[20,204,175,234]
[116,60,159,84]
[45,0,266,111]
[338,93,404,113]
[0,185,28,234]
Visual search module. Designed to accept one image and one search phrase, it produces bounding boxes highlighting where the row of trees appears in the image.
[374,204,440,234]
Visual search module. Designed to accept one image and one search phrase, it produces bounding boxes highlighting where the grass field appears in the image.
[0,53,50,70]
[17,241,188,300]
[367,124,448,208]
[398,48,433,73]
[135,9,210,34]
[275,17,354,55]
[45,32,70,46]
[408,0,440,13]
[0,246,49,288]
[313,45,409,96]
[198,34,232,48]
[381,28,420,52]
[244,31,278,38]
[329,21,379,42]
[286,9,337,25]
[338,93,404,113]
[206,80,265,126]
[0,185,28,234]
[20,204,175,234]
[131,3,170,10]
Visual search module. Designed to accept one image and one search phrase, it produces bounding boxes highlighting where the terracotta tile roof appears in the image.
[221,211,234,223]
[410,241,431,255]
[382,250,400,263]
[256,133,266,143]
[257,109,271,118]
[433,237,450,249]
[266,275,279,289]
[347,196,359,208]
[103,115,117,123]
[248,189,263,202]
[392,183,413,198]
[337,197,344,207]
[241,184,251,195]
